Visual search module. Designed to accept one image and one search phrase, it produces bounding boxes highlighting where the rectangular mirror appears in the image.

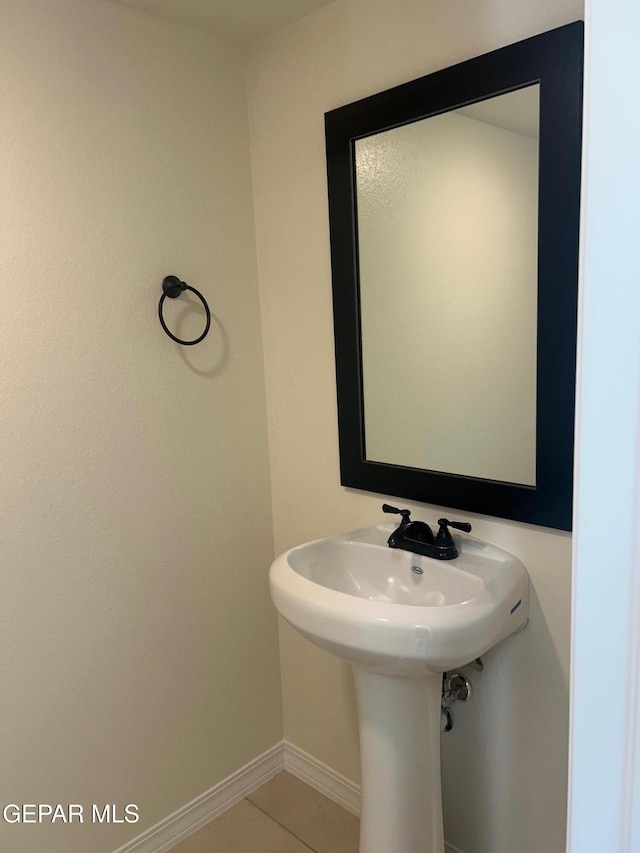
[357,85,540,485]
[325,23,583,530]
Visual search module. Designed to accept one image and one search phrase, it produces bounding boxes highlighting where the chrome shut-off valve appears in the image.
[441,661,481,732]
[444,672,473,703]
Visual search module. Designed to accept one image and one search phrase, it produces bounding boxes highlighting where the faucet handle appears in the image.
[382,504,412,524]
[436,518,472,548]
[437,518,472,533]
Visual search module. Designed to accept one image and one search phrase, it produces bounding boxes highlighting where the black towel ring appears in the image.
[158,275,211,346]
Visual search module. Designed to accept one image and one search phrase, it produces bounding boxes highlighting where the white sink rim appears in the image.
[270,523,529,673]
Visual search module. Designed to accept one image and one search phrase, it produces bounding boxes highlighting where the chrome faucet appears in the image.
[382,504,472,560]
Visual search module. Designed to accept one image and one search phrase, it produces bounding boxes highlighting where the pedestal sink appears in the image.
[270,522,529,853]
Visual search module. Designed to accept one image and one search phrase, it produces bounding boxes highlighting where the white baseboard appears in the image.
[283,740,361,816]
[111,742,284,853]
[113,738,465,853]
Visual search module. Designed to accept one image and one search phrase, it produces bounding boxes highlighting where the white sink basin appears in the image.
[270,521,530,853]
[270,523,529,674]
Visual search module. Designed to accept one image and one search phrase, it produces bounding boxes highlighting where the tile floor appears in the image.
[169,771,360,853]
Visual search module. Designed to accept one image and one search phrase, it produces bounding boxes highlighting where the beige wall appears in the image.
[246,2,582,851]
[0,2,281,851]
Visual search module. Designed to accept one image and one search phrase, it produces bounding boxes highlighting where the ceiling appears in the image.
[107,0,334,44]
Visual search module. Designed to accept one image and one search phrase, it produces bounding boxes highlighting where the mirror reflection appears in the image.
[355,85,540,485]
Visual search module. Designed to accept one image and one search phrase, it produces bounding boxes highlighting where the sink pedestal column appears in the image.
[352,666,444,853]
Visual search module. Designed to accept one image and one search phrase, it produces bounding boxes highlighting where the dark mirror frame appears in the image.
[325,22,583,531]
